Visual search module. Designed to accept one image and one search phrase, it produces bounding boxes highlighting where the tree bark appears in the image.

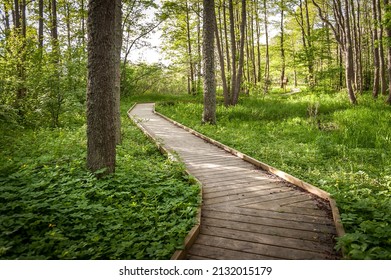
[232,0,246,105]
[202,0,216,124]
[38,0,44,49]
[114,0,122,145]
[377,0,387,96]
[87,0,117,175]
[263,0,270,94]
[385,0,391,104]
[280,0,286,89]
[228,0,236,104]
[185,0,195,95]
[214,4,229,106]
[372,0,380,98]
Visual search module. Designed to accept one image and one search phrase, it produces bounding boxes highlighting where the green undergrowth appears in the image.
[156,91,391,259]
[0,102,200,259]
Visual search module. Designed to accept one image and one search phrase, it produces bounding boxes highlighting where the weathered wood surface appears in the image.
[129,103,340,260]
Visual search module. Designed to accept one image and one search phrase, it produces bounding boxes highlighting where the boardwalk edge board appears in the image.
[152,105,346,245]
[127,104,202,260]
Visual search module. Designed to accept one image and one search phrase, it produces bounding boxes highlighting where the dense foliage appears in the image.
[0,102,200,259]
[157,91,391,259]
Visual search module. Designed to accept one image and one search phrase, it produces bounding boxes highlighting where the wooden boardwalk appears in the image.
[129,103,340,260]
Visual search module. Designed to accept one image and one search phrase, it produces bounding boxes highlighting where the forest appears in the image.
[0,0,390,259]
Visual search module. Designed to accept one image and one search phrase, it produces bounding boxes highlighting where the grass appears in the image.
[156,90,391,259]
[0,96,200,259]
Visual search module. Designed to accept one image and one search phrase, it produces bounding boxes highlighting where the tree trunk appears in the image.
[385,0,391,104]
[81,0,86,45]
[38,0,44,48]
[344,0,357,104]
[280,0,286,89]
[214,4,229,106]
[185,0,195,95]
[87,0,117,175]
[202,0,216,124]
[232,0,246,105]
[377,0,387,96]
[229,0,236,104]
[114,0,122,145]
[372,0,380,98]
[263,0,270,94]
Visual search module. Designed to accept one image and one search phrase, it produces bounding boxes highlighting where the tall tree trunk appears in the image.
[229,0,236,104]
[50,0,61,127]
[223,0,231,95]
[385,0,391,104]
[185,0,195,95]
[38,0,44,49]
[214,4,229,106]
[372,0,380,98]
[202,0,216,124]
[377,0,387,96]
[87,0,117,175]
[343,0,357,104]
[256,0,261,84]
[114,0,122,145]
[81,0,86,45]
[304,0,314,86]
[280,0,286,89]
[263,0,270,94]
[232,0,246,105]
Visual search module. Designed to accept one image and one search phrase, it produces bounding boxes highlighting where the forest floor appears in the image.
[0,98,200,259]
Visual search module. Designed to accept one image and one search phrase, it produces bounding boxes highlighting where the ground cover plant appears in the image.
[0,98,200,259]
[156,90,391,259]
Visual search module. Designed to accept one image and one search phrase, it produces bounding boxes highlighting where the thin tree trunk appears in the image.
[229,0,236,104]
[202,0,216,124]
[214,3,229,106]
[87,0,117,175]
[232,0,246,105]
[377,0,387,96]
[280,0,286,89]
[372,0,380,98]
[38,0,44,48]
[223,1,231,95]
[385,0,391,104]
[344,0,357,104]
[81,0,86,45]
[186,0,195,95]
[263,0,270,94]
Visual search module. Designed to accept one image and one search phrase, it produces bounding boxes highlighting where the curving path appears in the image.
[128,103,340,260]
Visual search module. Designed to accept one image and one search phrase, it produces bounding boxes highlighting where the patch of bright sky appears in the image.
[128,1,165,65]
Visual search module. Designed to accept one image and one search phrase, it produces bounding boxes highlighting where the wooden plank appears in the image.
[206,189,297,207]
[202,209,336,234]
[204,186,293,205]
[194,234,335,260]
[203,184,284,200]
[204,206,335,226]
[202,176,275,189]
[201,217,335,242]
[187,242,279,260]
[202,180,283,194]
[243,203,329,218]
[186,254,216,260]
[201,226,336,255]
